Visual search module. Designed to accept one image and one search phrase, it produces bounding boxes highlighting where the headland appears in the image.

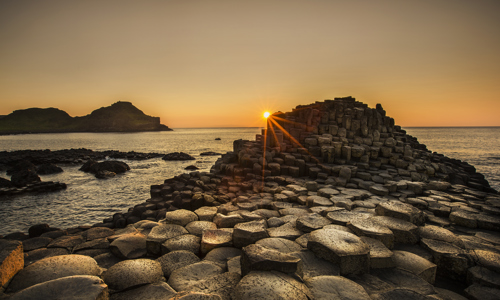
[0,101,172,135]
[1,97,499,299]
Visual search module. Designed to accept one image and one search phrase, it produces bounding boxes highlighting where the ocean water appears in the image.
[0,128,261,236]
[404,127,500,192]
[0,127,498,236]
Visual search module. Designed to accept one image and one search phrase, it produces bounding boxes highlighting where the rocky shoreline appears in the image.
[1,97,499,299]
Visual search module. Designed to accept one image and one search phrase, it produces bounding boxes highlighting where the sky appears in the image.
[0,0,499,128]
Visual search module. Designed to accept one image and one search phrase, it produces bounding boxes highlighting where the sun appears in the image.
[263,111,271,119]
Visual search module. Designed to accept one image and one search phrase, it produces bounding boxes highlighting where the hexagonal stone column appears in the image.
[233,220,269,248]
[307,228,370,275]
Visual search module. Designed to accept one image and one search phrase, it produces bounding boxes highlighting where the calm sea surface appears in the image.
[0,127,498,236]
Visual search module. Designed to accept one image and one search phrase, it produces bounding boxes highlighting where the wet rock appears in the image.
[28,224,51,238]
[162,209,199,226]
[156,250,200,277]
[240,244,302,276]
[110,282,176,300]
[163,152,196,161]
[89,160,130,175]
[392,250,437,284]
[167,261,223,292]
[109,232,147,259]
[233,220,269,248]
[102,258,163,292]
[0,239,23,287]
[233,271,311,300]
[7,254,102,293]
[308,227,370,275]
[201,230,233,254]
[7,275,108,300]
[11,169,40,187]
[305,275,372,300]
[73,238,110,252]
[36,163,63,175]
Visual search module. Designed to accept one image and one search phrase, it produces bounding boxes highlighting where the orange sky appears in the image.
[0,0,499,128]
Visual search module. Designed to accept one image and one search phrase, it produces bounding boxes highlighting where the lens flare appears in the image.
[264,111,271,118]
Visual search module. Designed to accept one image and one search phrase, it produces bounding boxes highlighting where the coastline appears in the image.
[1,98,499,299]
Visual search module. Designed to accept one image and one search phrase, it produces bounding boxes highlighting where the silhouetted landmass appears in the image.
[0,101,172,134]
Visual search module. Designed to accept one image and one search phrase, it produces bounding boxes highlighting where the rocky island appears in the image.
[1,97,499,299]
[0,101,172,135]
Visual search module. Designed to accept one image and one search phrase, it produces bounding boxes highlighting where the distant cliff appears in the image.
[0,101,172,134]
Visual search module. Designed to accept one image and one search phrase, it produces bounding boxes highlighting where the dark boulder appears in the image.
[29,224,51,238]
[6,160,37,175]
[80,160,130,175]
[91,161,130,174]
[163,152,195,161]
[11,169,41,187]
[79,160,98,172]
[36,163,63,175]
[95,170,116,179]
[185,165,199,170]
[0,177,13,187]
[200,152,222,156]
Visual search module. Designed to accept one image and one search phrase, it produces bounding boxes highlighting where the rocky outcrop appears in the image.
[1,97,499,299]
[0,101,172,134]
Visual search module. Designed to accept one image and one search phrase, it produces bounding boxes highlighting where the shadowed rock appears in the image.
[392,250,437,284]
[110,282,176,300]
[8,275,108,300]
[360,236,394,269]
[305,275,372,300]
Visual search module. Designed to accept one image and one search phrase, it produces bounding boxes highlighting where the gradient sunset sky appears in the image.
[1,0,499,128]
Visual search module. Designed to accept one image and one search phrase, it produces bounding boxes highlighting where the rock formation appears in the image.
[1,97,499,299]
[0,101,172,134]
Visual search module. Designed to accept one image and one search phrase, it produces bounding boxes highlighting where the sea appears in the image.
[0,127,499,236]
